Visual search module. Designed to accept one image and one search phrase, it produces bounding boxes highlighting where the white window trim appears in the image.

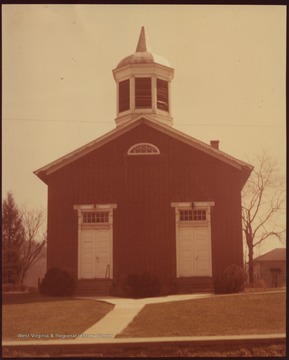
[179,209,207,223]
[171,202,215,225]
[74,204,117,279]
[128,142,160,155]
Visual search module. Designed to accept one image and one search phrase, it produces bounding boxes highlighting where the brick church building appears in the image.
[35,27,253,296]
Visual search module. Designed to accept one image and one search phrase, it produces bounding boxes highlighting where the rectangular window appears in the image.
[135,77,152,108]
[119,79,130,113]
[193,210,207,220]
[157,79,169,111]
[83,212,109,224]
[180,210,206,221]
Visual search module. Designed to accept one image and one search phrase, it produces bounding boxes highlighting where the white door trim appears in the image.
[171,201,215,277]
[74,204,117,279]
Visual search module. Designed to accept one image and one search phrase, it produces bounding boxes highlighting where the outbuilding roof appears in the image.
[254,248,286,262]
[34,115,253,184]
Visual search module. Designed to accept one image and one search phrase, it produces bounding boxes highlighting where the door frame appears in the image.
[74,204,117,279]
[171,201,215,277]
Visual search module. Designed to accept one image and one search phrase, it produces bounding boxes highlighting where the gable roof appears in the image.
[34,115,253,184]
[254,248,286,262]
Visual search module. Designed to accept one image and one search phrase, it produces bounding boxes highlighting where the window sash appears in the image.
[179,209,207,221]
[82,211,109,224]
[128,143,160,155]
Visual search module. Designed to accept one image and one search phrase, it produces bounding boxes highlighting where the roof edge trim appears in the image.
[34,116,253,180]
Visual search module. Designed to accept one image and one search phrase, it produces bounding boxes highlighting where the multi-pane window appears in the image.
[180,209,206,221]
[135,78,152,108]
[119,79,130,113]
[157,79,169,111]
[83,212,109,224]
[128,143,160,155]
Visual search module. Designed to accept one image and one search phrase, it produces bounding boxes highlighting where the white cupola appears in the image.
[112,27,174,127]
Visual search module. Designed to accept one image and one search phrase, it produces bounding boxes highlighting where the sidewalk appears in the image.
[74,289,285,341]
[74,293,213,340]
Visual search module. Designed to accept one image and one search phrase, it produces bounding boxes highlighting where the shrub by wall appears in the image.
[2,283,25,293]
[214,264,247,294]
[2,284,38,293]
[123,272,162,298]
[39,268,74,297]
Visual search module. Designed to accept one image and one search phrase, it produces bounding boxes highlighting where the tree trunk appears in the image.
[18,269,26,285]
[248,244,254,284]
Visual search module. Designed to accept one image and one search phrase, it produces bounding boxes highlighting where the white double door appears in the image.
[178,224,212,277]
[80,228,112,279]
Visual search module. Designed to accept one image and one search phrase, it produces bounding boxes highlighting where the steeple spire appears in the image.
[136,26,150,52]
[113,27,174,127]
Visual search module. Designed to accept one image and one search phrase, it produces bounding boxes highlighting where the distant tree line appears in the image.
[2,192,47,285]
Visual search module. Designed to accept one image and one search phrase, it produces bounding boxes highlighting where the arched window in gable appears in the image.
[128,143,160,155]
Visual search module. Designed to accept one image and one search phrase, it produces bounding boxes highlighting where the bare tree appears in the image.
[19,208,47,284]
[242,150,285,284]
[2,192,25,284]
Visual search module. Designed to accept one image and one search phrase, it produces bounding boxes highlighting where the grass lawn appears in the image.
[117,291,286,338]
[2,292,114,341]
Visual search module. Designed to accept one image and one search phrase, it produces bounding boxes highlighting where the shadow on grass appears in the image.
[2,292,76,305]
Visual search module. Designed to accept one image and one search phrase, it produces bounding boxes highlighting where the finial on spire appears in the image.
[136,26,150,52]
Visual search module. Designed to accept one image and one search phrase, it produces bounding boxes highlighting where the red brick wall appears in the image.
[46,123,244,291]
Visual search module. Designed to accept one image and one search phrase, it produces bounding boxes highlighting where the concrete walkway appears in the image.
[73,289,286,340]
[74,293,213,341]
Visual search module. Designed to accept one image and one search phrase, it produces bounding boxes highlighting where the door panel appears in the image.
[194,227,210,276]
[179,225,212,277]
[81,228,112,279]
[81,229,95,278]
[95,229,111,278]
[179,238,193,276]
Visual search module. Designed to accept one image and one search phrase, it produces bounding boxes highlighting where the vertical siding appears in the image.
[209,163,244,276]
[46,123,245,292]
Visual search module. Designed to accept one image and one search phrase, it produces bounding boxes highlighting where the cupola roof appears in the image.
[116,26,171,68]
